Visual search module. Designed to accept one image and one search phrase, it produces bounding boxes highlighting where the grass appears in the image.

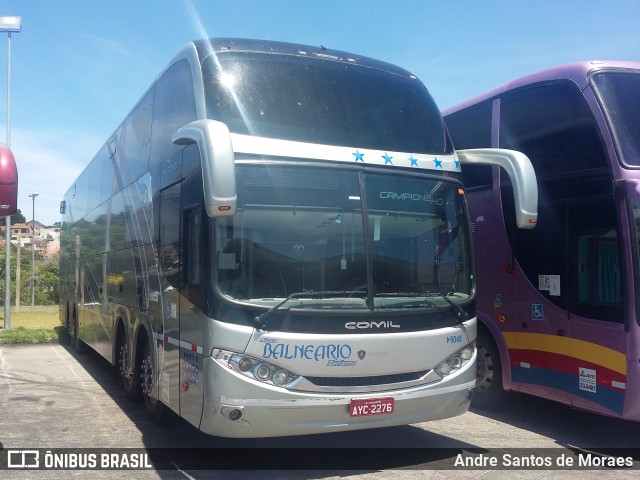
[0,310,68,345]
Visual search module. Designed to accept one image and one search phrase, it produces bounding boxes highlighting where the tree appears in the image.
[0,209,26,226]
[0,243,58,307]
[35,260,59,305]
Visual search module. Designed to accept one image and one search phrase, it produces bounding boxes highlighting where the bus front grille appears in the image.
[295,370,440,392]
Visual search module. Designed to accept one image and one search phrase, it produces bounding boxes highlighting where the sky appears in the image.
[0,0,638,226]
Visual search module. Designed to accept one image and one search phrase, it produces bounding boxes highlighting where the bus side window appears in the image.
[445,100,493,190]
[184,206,202,287]
[159,183,181,289]
[150,59,197,169]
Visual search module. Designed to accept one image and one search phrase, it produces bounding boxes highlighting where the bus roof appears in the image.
[192,37,418,79]
[443,60,640,115]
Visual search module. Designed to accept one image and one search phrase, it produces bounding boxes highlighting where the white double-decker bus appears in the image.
[59,38,537,438]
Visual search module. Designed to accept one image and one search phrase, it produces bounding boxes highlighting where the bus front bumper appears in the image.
[199,356,475,438]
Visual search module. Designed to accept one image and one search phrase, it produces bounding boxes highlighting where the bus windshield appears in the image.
[215,165,472,311]
[592,71,640,166]
[202,52,451,154]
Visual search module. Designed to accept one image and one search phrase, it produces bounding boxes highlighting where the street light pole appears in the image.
[1,15,21,330]
[29,192,38,306]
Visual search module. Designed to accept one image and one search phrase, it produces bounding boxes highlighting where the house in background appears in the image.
[0,220,61,257]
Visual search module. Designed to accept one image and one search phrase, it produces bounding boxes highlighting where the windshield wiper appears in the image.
[384,291,468,323]
[378,292,469,323]
[377,292,438,307]
[252,290,368,330]
[439,292,469,324]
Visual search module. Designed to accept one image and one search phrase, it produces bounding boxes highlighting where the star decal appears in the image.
[433,157,443,168]
[409,155,419,167]
[453,157,460,169]
[382,152,393,165]
[353,150,365,162]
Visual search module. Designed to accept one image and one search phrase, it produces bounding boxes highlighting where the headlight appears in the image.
[212,349,299,387]
[434,342,475,378]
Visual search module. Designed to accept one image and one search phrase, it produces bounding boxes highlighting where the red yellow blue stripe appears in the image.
[502,332,626,414]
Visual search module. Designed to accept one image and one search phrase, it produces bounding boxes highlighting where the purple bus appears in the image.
[443,61,640,421]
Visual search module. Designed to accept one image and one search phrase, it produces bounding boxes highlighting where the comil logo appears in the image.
[7,450,39,469]
[345,321,401,330]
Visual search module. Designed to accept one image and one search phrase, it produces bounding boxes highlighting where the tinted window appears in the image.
[445,100,493,189]
[118,90,153,185]
[160,183,181,288]
[203,53,451,154]
[86,155,103,213]
[500,81,608,179]
[150,60,197,168]
[592,71,640,167]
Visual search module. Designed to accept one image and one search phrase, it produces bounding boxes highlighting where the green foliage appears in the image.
[0,326,65,344]
[0,209,26,226]
[0,311,65,344]
[0,244,59,306]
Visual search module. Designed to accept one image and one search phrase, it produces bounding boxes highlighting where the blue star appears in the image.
[409,155,419,167]
[433,157,443,168]
[453,157,460,169]
[353,150,365,162]
[382,153,393,165]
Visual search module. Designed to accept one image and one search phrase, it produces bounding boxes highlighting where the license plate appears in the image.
[349,397,394,417]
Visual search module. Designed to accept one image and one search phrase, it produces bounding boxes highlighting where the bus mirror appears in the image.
[457,148,538,229]
[0,143,18,217]
[172,120,237,217]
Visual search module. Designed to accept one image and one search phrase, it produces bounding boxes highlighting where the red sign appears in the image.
[349,397,394,417]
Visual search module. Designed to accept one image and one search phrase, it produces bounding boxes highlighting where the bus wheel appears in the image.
[474,330,503,409]
[70,308,86,354]
[141,338,169,424]
[117,334,141,400]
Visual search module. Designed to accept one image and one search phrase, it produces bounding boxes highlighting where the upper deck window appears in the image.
[202,52,451,155]
[499,81,608,180]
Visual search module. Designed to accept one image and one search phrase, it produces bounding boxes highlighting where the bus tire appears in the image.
[141,337,170,424]
[474,329,503,409]
[70,307,86,354]
[117,330,141,400]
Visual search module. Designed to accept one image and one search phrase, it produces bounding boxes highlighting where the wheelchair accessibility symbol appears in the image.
[532,304,544,321]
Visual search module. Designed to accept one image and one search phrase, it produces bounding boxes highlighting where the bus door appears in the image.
[498,80,617,406]
[177,144,206,427]
[157,181,181,414]
[567,196,627,416]
[504,184,572,404]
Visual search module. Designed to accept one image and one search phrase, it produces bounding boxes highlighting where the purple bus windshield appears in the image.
[592,71,640,167]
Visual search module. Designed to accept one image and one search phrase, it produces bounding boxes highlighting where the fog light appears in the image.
[228,408,243,421]
[255,363,272,380]
[221,405,245,422]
